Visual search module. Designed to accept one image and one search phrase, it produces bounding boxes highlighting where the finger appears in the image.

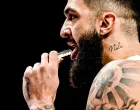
[58,57,63,64]
[49,51,58,65]
[23,66,32,100]
[41,53,48,68]
[32,62,42,81]
[32,62,40,70]
[24,66,32,77]
[48,51,59,76]
[34,62,40,67]
[22,77,27,99]
[57,57,63,68]
[22,76,30,100]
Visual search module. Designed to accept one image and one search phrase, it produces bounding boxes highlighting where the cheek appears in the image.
[71,17,93,44]
[72,24,83,44]
[72,22,90,44]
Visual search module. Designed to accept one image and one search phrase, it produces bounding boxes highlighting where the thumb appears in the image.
[58,57,63,64]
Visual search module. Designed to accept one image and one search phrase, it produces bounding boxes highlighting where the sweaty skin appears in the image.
[86,59,140,110]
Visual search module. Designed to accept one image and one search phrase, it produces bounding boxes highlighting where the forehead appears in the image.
[67,0,84,6]
[64,0,88,12]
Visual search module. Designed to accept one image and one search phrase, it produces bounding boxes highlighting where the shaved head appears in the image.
[83,0,140,40]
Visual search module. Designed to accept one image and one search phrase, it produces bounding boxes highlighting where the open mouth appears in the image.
[70,47,79,60]
[67,41,79,60]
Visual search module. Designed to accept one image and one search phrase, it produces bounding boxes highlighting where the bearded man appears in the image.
[22,0,140,109]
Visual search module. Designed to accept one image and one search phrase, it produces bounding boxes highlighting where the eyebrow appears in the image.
[64,7,77,16]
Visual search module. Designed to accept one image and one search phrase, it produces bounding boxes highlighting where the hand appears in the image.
[22,51,62,109]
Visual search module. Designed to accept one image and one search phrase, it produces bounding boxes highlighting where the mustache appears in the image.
[66,38,76,44]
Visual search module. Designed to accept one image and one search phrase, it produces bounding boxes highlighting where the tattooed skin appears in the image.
[30,105,55,110]
[86,59,140,110]
[109,42,123,52]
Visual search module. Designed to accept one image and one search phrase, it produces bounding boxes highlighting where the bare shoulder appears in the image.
[86,59,140,110]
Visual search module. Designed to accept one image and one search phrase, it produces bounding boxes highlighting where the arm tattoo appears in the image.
[30,105,55,110]
[25,77,31,99]
[25,78,55,110]
[86,60,140,110]
[109,42,123,52]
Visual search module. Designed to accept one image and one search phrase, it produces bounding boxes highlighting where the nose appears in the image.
[60,28,71,39]
[60,20,72,39]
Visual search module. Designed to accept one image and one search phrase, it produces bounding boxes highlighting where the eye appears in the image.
[68,14,76,21]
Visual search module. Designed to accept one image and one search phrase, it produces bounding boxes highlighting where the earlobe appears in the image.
[100,12,116,36]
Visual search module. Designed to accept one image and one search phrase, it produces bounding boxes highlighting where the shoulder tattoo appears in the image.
[86,60,140,110]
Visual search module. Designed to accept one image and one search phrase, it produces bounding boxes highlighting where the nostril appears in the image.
[61,29,71,38]
[64,33,69,38]
[60,32,68,38]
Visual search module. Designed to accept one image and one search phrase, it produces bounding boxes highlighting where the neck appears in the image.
[102,39,140,65]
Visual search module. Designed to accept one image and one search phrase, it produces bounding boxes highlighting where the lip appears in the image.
[67,41,76,47]
[66,41,78,60]
[70,47,78,60]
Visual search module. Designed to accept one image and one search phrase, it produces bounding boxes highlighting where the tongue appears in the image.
[70,48,78,60]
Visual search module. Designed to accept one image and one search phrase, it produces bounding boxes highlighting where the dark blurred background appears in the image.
[2,0,140,110]
[3,1,89,110]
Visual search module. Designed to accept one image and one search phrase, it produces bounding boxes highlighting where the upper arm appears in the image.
[86,60,140,110]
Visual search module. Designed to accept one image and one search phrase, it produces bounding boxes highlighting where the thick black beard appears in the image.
[69,31,103,89]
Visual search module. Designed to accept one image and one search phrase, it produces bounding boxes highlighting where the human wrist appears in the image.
[29,97,55,110]
[29,104,55,110]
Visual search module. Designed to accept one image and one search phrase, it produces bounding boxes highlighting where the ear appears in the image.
[99,12,116,36]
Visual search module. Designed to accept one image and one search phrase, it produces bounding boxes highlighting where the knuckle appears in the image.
[39,65,46,71]
[48,62,52,66]
[48,64,57,73]
[49,62,57,68]
[32,67,38,73]
[32,66,40,74]
[48,63,53,68]
[33,63,39,69]
[24,71,31,78]
[34,62,40,66]
[24,66,32,77]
